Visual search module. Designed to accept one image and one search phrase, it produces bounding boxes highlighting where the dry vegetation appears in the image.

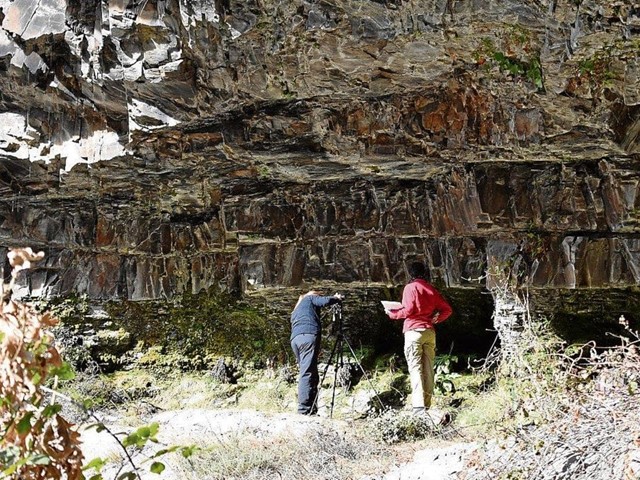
[169,425,391,480]
[461,317,640,480]
[0,249,83,479]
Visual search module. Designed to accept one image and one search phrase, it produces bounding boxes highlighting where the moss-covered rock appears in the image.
[104,288,291,367]
[39,283,498,373]
[39,289,291,371]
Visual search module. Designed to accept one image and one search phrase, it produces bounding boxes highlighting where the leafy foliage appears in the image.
[0,248,84,479]
[473,27,544,91]
[434,355,459,395]
[81,420,197,480]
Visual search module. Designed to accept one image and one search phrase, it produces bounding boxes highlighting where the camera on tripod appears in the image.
[329,301,344,335]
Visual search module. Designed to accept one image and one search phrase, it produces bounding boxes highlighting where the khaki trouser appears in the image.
[404,329,436,409]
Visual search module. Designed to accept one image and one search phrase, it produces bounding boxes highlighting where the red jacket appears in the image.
[388,279,453,333]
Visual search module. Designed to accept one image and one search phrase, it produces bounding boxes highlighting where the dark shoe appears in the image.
[298,408,318,416]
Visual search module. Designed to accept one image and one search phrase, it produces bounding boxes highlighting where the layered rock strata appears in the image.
[1,0,639,350]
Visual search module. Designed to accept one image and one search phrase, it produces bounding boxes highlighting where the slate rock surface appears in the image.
[1,0,639,332]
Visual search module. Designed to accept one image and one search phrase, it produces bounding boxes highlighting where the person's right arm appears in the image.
[311,293,343,308]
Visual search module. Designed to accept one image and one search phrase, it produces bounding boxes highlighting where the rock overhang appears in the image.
[0,0,638,345]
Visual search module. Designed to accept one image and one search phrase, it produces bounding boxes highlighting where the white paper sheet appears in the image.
[380,301,402,311]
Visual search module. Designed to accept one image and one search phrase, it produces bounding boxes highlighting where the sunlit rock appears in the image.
[1,0,66,40]
[0,0,638,339]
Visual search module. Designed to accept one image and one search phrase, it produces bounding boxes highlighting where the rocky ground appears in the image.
[70,322,640,480]
[80,407,477,480]
[80,397,640,480]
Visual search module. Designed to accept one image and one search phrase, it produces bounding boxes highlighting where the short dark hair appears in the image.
[408,262,427,279]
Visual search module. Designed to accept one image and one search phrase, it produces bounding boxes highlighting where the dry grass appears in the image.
[169,422,392,480]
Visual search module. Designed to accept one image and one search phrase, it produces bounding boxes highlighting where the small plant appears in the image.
[575,46,617,94]
[434,355,459,395]
[256,164,271,178]
[473,29,544,91]
[367,409,439,444]
[82,421,197,480]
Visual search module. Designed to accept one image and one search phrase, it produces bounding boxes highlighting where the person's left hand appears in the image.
[334,293,344,301]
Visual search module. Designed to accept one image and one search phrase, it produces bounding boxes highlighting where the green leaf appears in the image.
[125,422,161,447]
[122,432,140,448]
[17,412,33,435]
[147,422,160,438]
[151,446,180,458]
[83,457,106,472]
[88,475,104,480]
[42,404,63,418]
[49,362,76,381]
[28,454,50,466]
[150,462,165,474]
[2,457,28,476]
[0,446,20,464]
[181,446,198,458]
[117,472,137,480]
[137,422,159,440]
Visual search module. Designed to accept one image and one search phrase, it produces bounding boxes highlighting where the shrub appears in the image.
[366,409,440,444]
[0,248,83,479]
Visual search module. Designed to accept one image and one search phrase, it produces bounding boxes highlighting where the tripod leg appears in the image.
[342,336,386,412]
[329,334,344,418]
[312,334,340,414]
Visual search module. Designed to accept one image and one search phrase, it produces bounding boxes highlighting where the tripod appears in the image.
[312,303,384,418]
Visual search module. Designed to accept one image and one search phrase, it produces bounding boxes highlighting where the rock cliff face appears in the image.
[1,0,639,353]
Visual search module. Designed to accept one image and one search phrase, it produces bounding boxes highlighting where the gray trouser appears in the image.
[291,333,321,414]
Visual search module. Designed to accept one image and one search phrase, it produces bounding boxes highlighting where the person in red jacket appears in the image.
[385,262,453,412]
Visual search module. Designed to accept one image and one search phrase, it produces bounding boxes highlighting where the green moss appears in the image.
[104,288,291,369]
[35,294,91,325]
[256,164,271,178]
[43,283,495,375]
